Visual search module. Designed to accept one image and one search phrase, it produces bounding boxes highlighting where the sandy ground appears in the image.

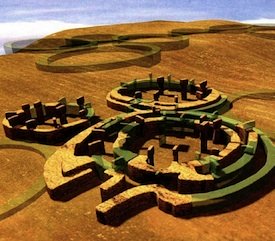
[0,20,274,241]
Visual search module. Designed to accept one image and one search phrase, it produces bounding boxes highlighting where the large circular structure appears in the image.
[42,108,274,225]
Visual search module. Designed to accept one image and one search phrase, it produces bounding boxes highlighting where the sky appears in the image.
[1,0,275,54]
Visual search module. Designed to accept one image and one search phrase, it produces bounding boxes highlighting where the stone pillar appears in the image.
[189,79,196,95]
[134,91,142,99]
[22,103,31,120]
[92,128,106,140]
[159,134,166,147]
[52,117,58,128]
[153,91,159,101]
[200,114,207,123]
[195,151,201,160]
[172,145,180,162]
[135,115,145,123]
[34,101,44,124]
[7,115,20,127]
[25,119,37,130]
[147,145,154,166]
[135,115,145,137]
[200,121,209,153]
[180,79,188,100]
[17,110,26,124]
[196,91,204,100]
[58,96,67,105]
[56,104,67,125]
[77,96,85,111]
[196,80,208,98]
[149,72,153,80]
[212,118,222,144]
[167,74,172,82]
[200,80,208,91]
[88,140,105,156]
[79,109,87,119]
[167,74,172,88]
[5,112,17,119]
[174,95,179,103]
[157,76,165,95]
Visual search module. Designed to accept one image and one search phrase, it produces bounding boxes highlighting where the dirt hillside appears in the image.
[0,20,274,241]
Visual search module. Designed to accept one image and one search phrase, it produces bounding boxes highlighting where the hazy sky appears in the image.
[1,0,275,23]
[1,0,275,54]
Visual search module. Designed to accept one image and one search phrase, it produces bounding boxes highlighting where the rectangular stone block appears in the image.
[34,100,45,124]
[200,114,207,123]
[180,79,188,88]
[7,114,20,127]
[213,118,222,129]
[200,80,208,90]
[17,110,27,124]
[21,103,31,120]
[79,109,87,119]
[153,91,160,101]
[159,135,166,147]
[25,119,37,130]
[135,115,145,123]
[5,111,17,119]
[45,102,60,117]
[77,96,85,106]
[58,96,67,105]
[180,79,188,100]
[200,121,209,153]
[56,104,67,125]
[196,91,204,100]
[56,104,66,116]
[134,91,142,99]
[235,125,248,144]
[157,76,165,91]
[88,140,105,156]
[52,117,59,128]
[243,120,256,130]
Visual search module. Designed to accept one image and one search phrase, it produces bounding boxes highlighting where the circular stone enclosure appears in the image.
[106,75,229,113]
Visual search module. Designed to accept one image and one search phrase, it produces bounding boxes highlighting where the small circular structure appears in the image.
[106,74,229,113]
[2,96,95,144]
[94,112,275,225]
